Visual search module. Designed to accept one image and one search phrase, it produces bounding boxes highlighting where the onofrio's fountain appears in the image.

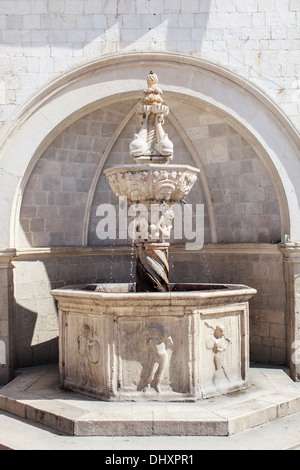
[51,73,256,402]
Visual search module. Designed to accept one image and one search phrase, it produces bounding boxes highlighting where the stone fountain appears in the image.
[51,73,256,402]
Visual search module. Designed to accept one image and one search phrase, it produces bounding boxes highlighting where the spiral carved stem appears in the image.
[147,113,156,146]
[136,242,170,293]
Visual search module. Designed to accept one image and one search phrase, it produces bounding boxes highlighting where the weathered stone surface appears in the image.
[105,164,199,206]
[51,282,256,402]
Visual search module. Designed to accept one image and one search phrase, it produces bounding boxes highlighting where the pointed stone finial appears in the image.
[142,71,163,106]
[147,71,159,91]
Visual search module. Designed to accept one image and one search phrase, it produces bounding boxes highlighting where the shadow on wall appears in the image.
[2,0,211,52]
[13,253,136,369]
[0,1,212,121]
[14,302,58,368]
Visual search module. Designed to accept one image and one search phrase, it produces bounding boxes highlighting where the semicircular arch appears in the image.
[0,52,299,247]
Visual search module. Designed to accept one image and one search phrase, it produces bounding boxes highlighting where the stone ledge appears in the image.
[279,243,300,262]
[13,244,280,260]
[0,249,16,268]
[0,364,300,437]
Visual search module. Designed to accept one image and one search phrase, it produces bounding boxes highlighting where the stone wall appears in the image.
[18,100,136,247]
[0,0,299,131]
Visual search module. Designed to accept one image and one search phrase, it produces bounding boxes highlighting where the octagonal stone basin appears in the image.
[51,283,256,402]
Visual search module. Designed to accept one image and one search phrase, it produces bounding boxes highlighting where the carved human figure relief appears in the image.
[205,322,231,383]
[131,203,174,241]
[149,205,175,241]
[143,323,174,393]
[77,324,100,388]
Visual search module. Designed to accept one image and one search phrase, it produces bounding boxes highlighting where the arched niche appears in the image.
[0,52,299,248]
[18,98,282,249]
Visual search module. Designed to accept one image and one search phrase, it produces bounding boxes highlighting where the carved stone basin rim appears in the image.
[51,283,257,307]
[104,163,200,204]
[104,163,200,177]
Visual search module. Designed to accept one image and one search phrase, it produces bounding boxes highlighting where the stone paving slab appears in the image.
[0,365,300,437]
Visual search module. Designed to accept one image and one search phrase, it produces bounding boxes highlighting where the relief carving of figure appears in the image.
[205,322,231,383]
[143,324,174,394]
[77,324,100,388]
[149,205,174,241]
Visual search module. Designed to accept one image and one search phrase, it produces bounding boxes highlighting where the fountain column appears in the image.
[105,72,199,293]
[136,241,170,292]
[130,72,174,293]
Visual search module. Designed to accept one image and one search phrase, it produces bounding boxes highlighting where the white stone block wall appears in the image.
[0,0,299,130]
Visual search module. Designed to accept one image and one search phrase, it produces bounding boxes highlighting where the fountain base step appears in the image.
[1,364,300,436]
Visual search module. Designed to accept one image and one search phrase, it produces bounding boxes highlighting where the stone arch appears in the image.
[0,52,299,247]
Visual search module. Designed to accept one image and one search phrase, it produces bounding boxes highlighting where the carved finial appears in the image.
[147,71,159,91]
[129,72,174,163]
[143,71,162,104]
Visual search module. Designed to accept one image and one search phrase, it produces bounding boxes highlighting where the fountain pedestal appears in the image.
[51,283,256,402]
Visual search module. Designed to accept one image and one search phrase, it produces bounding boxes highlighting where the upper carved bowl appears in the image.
[104,164,200,205]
